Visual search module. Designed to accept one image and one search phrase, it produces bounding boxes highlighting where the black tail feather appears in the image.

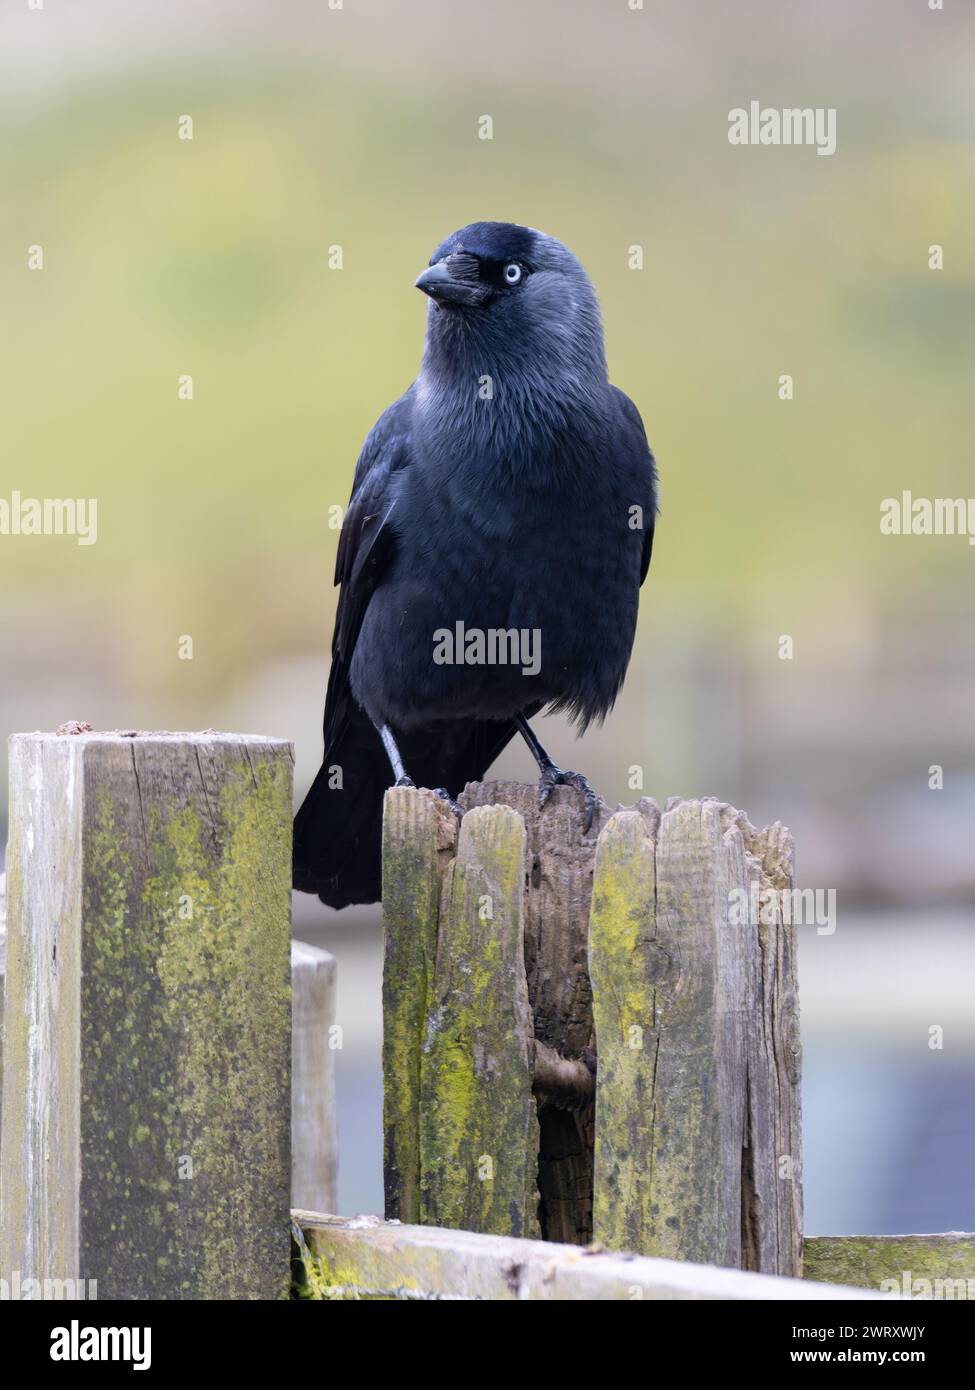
[292,701,530,909]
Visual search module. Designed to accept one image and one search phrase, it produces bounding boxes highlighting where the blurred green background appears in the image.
[2,0,973,1236]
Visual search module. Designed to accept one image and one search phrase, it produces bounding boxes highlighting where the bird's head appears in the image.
[415,222,606,389]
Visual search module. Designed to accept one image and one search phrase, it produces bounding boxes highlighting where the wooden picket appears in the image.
[380,783,802,1275]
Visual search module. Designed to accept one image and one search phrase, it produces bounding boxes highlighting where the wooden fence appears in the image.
[292,1213,975,1301]
[0,730,971,1299]
[0,731,332,1298]
[291,1211,883,1301]
[383,782,801,1274]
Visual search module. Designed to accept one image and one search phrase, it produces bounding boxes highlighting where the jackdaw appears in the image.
[293,221,658,907]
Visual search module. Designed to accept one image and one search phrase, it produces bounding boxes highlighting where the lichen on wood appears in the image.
[381,786,456,1222]
[460,780,615,1243]
[588,809,658,1256]
[292,1211,879,1302]
[379,782,800,1275]
[1,731,293,1299]
[586,796,801,1275]
[418,802,539,1237]
[804,1234,975,1295]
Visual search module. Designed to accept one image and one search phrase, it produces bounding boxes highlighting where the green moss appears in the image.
[290,1221,431,1301]
[381,790,446,1223]
[418,805,539,1238]
[79,754,291,1298]
[291,1221,341,1299]
[589,812,659,1256]
[804,1236,975,1295]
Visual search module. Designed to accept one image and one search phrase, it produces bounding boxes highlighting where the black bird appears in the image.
[293,222,658,907]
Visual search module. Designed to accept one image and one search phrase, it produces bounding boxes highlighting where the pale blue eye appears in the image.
[503,262,523,285]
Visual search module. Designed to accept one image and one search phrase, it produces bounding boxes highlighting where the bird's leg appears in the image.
[378,723,413,787]
[515,713,599,832]
[377,722,463,818]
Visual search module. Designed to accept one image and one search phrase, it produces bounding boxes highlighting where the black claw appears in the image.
[432,786,464,820]
[537,766,557,810]
[537,767,598,832]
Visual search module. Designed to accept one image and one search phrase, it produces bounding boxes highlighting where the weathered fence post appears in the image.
[381,781,802,1276]
[419,803,539,1236]
[0,873,6,1121]
[381,786,457,1223]
[0,730,294,1299]
[589,797,801,1273]
[291,941,338,1215]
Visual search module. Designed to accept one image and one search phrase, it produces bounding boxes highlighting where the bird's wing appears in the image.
[322,390,414,749]
[611,385,658,585]
[295,385,529,906]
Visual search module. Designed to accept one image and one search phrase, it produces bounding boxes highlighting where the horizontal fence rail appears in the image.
[804,1234,975,1297]
[293,1211,885,1301]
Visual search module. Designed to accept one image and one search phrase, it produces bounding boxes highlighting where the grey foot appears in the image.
[538,765,598,832]
[431,786,464,820]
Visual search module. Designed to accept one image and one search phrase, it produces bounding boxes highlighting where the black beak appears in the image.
[415,260,482,307]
